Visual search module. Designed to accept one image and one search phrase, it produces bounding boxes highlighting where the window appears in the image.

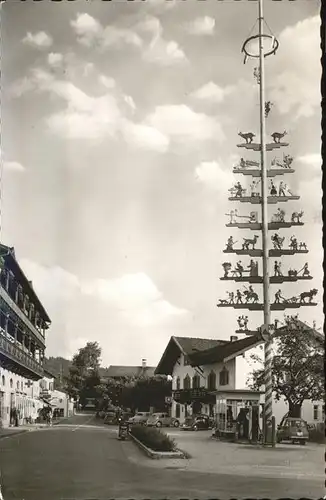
[175,403,180,419]
[2,375,5,387]
[176,377,180,390]
[207,371,216,390]
[219,367,229,386]
[184,356,189,366]
[21,381,23,391]
[10,378,13,389]
[313,405,319,421]
[322,405,325,420]
[192,374,200,389]
[183,374,191,390]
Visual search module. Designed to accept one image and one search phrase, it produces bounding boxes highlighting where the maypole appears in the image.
[217,0,318,447]
[258,0,273,446]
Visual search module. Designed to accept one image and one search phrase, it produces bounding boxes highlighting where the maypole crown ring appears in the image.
[241,34,279,60]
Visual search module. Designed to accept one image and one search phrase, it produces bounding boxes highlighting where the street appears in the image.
[0,414,324,499]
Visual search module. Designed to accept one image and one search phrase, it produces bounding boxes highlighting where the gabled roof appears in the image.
[104,365,156,378]
[188,334,263,366]
[274,319,324,345]
[155,336,228,376]
[0,244,51,323]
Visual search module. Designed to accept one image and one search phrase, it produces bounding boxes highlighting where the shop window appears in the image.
[183,374,191,390]
[313,405,319,420]
[175,404,180,418]
[176,377,180,390]
[192,374,200,389]
[219,367,229,386]
[207,371,216,390]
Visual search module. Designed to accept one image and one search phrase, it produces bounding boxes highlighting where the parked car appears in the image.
[146,412,179,428]
[276,417,309,445]
[127,412,152,426]
[182,414,211,431]
[104,411,118,425]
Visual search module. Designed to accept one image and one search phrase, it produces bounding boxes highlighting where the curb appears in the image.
[0,429,29,439]
[129,432,186,460]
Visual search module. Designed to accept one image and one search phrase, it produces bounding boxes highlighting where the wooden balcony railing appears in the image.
[0,334,44,379]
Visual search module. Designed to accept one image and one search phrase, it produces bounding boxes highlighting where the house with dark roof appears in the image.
[101,359,156,382]
[155,334,263,423]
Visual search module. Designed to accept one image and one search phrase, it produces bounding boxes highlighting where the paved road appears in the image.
[0,414,324,499]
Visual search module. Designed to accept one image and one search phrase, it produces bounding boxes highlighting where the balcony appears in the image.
[0,334,44,380]
[0,286,45,347]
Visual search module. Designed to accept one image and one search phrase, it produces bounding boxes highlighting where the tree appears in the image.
[65,342,102,405]
[247,321,324,418]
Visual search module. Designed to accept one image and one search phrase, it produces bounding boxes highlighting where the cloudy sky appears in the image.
[1,0,322,384]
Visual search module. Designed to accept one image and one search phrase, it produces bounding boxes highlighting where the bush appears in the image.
[130,424,176,452]
[309,423,325,444]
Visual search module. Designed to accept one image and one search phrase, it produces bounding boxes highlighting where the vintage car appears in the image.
[182,414,211,431]
[127,412,152,426]
[276,417,309,445]
[146,412,180,428]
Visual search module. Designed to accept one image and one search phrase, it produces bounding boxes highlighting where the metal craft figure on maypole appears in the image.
[216,0,318,446]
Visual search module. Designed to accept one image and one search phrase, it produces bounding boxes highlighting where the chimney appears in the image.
[142,358,147,368]
[230,335,238,342]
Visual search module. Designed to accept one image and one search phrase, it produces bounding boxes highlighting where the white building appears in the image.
[40,370,74,418]
[155,334,263,423]
[0,245,51,428]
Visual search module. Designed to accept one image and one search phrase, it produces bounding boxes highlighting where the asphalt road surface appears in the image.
[0,414,323,500]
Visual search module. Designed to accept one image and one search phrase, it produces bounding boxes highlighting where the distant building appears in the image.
[101,358,156,382]
[0,245,51,427]
[40,369,74,418]
[155,335,263,423]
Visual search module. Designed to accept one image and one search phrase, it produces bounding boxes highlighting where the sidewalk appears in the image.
[0,417,71,439]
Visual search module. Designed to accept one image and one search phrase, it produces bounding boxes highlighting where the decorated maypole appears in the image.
[217,0,318,446]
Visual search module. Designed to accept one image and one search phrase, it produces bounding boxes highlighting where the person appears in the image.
[235,261,244,277]
[289,235,298,251]
[243,316,249,329]
[226,236,235,251]
[270,180,277,196]
[234,182,243,198]
[274,261,282,277]
[279,181,287,196]
[228,292,235,305]
[274,289,283,304]
[236,290,243,305]
[302,263,310,276]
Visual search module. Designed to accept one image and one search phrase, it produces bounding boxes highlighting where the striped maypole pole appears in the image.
[258,0,274,445]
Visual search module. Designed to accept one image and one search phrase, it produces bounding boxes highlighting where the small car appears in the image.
[104,411,118,425]
[276,417,309,445]
[182,414,211,431]
[127,412,152,426]
[146,412,180,428]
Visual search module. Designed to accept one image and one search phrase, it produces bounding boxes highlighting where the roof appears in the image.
[0,244,51,323]
[104,365,156,378]
[188,334,264,366]
[155,336,228,376]
[274,319,324,344]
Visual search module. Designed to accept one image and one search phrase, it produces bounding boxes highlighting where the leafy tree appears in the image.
[65,342,102,405]
[247,320,324,418]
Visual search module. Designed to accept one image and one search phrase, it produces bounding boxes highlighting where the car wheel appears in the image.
[156,421,162,428]
[174,420,180,428]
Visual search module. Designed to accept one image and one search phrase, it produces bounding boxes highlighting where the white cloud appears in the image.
[137,16,186,66]
[3,161,25,173]
[146,105,225,142]
[47,53,63,67]
[185,16,215,36]
[22,31,53,49]
[191,81,234,103]
[195,160,233,191]
[268,16,320,119]
[99,75,116,89]
[71,13,142,49]
[297,153,321,169]
[124,95,136,112]
[121,120,169,153]
[9,77,35,98]
[83,62,94,76]
[82,272,189,327]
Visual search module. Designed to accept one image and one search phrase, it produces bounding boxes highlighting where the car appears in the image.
[182,414,211,431]
[146,412,180,428]
[127,412,152,426]
[104,411,118,425]
[276,417,309,445]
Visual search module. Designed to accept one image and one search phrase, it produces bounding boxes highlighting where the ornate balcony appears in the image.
[0,334,44,380]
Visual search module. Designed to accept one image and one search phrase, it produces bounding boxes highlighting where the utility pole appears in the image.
[258,0,273,445]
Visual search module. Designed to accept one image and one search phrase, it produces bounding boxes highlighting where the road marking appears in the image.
[71,415,95,432]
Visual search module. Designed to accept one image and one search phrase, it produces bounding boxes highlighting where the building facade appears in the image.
[0,245,51,427]
[40,370,74,418]
[155,335,263,423]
